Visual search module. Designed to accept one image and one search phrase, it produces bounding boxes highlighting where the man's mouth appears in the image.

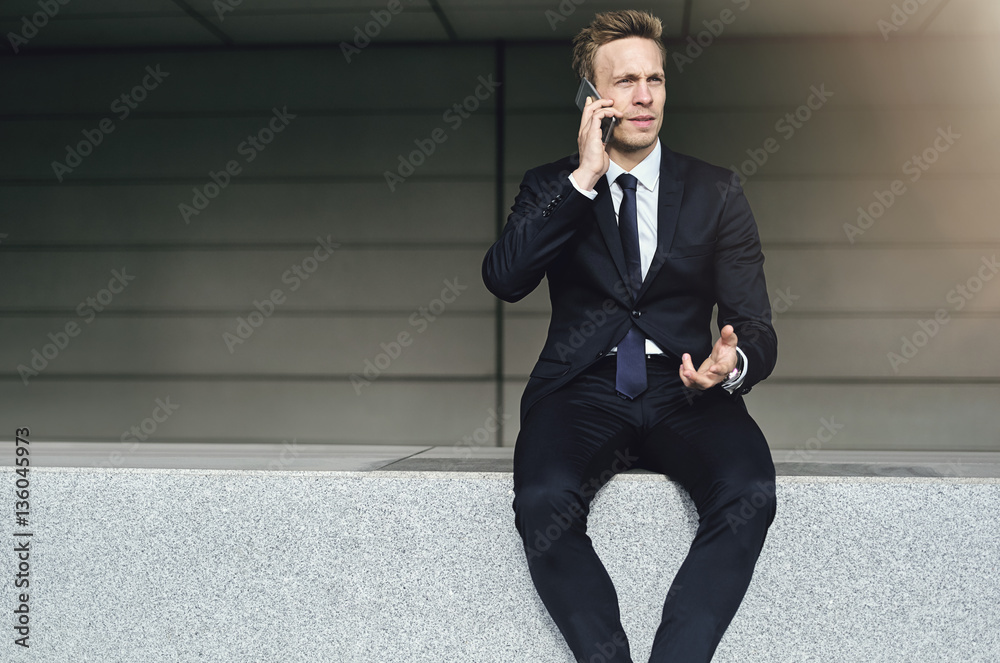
[628,116,655,127]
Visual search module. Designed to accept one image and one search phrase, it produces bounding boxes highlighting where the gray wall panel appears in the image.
[0,249,490,310]
[0,380,496,445]
[1,315,493,377]
[0,182,495,243]
[1,116,495,180]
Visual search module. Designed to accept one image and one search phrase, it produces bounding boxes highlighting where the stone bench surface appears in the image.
[2,443,998,662]
[5,441,1000,476]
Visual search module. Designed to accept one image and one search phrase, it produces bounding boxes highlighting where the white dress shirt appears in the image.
[566,139,748,393]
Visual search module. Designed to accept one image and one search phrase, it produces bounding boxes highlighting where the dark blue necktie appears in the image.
[615,172,647,400]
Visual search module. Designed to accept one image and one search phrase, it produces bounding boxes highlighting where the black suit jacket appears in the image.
[482,143,777,426]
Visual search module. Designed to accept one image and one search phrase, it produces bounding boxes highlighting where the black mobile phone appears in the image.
[574,78,617,144]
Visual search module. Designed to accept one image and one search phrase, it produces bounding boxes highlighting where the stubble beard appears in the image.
[609,125,658,153]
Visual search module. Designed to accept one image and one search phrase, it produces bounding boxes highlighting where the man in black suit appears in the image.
[481,9,778,663]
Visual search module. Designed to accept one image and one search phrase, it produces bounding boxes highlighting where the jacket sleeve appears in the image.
[482,167,594,303]
[713,171,777,394]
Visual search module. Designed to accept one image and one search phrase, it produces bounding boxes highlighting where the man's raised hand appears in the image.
[679,324,739,390]
[570,96,622,192]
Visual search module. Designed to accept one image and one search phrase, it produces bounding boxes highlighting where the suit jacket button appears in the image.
[631,310,641,318]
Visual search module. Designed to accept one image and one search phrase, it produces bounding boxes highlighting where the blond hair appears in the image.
[571,9,667,83]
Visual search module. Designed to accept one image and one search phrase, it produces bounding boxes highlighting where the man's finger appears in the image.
[720,325,738,346]
[680,353,714,390]
[679,353,696,386]
[682,352,697,372]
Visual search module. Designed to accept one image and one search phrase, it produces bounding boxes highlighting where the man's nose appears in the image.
[634,82,652,104]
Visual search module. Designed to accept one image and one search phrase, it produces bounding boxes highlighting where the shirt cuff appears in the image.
[721,346,748,394]
[568,172,598,200]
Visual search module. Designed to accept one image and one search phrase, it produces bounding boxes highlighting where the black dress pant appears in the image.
[512,353,777,663]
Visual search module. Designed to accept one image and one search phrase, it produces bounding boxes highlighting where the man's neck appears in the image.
[608,142,656,172]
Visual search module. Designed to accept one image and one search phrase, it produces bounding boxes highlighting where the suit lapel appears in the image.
[636,171,683,300]
[591,144,685,301]
[593,175,630,293]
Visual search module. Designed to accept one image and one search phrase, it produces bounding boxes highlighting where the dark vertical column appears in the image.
[493,39,506,447]
[681,0,693,38]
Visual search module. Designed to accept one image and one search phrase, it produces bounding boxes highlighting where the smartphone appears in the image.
[574,78,617,144]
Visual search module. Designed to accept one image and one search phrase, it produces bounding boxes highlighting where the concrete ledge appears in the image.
[2,444,999,661]
[10,441,1000,477]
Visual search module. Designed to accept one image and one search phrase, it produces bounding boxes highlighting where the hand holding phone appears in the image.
[575,78,617,144]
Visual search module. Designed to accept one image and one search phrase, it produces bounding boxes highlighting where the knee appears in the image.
[512,483,589,546]
[711,470,777,532]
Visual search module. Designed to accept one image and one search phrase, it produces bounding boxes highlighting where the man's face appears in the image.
[591,36,665,153]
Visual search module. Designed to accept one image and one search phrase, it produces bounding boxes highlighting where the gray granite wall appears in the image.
[4,465,997,662]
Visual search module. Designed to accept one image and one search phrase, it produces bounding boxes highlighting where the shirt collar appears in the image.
[606,138,661,193]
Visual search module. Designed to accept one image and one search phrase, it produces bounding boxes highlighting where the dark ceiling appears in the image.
[1,0,995,53]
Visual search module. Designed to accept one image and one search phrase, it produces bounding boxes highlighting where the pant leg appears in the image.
[512,359,642,663]
[637,377,777,663]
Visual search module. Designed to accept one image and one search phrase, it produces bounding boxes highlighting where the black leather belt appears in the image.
[603,352,675,361]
